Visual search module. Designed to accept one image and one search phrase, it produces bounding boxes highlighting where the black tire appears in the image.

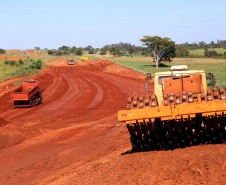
[29,99,33,108]
[32,100,36,107]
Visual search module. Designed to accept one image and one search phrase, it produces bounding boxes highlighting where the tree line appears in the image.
[1,37,226,69]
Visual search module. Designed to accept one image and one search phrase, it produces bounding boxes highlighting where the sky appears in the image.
[0,0,226,50]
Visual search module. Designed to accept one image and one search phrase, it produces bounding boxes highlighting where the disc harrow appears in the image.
[124,87,226,151]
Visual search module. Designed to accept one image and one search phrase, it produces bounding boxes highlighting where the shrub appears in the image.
[35,59,43,69]
[204,49,218,58]
[100,51,106,55]
[89,50,94,54]
[19,59,24,65]
[75,48,83,56]
[48,50,53,55]
[10,60,16,66]
[4,61,9,65]
[56,50,63,56]
[188,54,206,58]
[0,48,5,54]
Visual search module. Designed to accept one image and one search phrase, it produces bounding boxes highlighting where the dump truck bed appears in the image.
[11,81,39,101]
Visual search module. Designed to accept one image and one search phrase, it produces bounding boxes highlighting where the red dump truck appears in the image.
[11,80,43,107]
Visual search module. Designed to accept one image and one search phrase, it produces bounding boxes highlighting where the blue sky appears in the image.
[0,0,226,49]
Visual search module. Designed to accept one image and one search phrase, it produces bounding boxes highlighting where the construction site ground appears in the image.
[0,59,225,185]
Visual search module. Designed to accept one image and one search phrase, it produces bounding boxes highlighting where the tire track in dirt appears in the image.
[1,60,225,185]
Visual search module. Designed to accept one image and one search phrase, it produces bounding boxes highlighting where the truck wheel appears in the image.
[32,100,36,107]
[29,99,33,107]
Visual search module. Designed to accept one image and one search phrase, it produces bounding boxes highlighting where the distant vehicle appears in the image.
[11,80,43,108]
[67,59,75,65]
[81,57,88,61]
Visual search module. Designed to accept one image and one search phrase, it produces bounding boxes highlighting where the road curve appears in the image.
[0,62,147,184]
[1,61,225,185]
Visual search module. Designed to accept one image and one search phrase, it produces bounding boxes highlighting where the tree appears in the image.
[58,45,71,51]
[30,59,43,69]
[56,50,63,56]
[10,60,16,66]
[35,59,43,69]
[128,46,136,55]
[204,49,218,58]
[89,50,95,54]
[100,47,107,55]
[175,45,189,57]
[0,48,5,54]
[19,59,24,65]
[34,47,40,53]
[48,50,53,55]
[100,51,106,55]
[109,46,117,55]
[109,46,124,56]
[75,48,83,56]
[71,46,77,54]
[84,45,94,51]
[140,36,175,68]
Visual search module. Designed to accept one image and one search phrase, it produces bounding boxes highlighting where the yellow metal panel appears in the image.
[118,99,226,122]
[174,100,226,116]
[118,106,173,122]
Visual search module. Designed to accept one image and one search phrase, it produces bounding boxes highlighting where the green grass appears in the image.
[0,59,19,81]
[0,54,24,56]
[108,56,226,88]
[0,58,45,82]
[189,48,226,56]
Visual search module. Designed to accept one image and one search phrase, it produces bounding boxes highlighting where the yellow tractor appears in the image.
[118,65,226,151]
[67,59,75,65]
[81,57,88,61]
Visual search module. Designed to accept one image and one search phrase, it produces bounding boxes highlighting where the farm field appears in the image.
[189,48,226,56]
[109,56,226,88]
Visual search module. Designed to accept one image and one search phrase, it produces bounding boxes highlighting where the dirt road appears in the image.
[0,60,225,185]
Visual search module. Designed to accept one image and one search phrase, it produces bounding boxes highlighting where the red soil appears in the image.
[0,60,225,185]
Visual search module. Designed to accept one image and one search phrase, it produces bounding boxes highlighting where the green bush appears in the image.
[4,61,9,65]
[100,51,106,55]
[12,67,38,77]
[19,59,24,65]
[89,50,94,54]
[35,59,43,69]
[0,48,5,54]
[75,48,83,56]
[30,59,43,69]
[48,50,53,55]
[10,60,16,66]
[188,54,206,58]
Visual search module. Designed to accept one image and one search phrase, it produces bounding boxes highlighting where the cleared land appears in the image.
[0,59,226,185]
